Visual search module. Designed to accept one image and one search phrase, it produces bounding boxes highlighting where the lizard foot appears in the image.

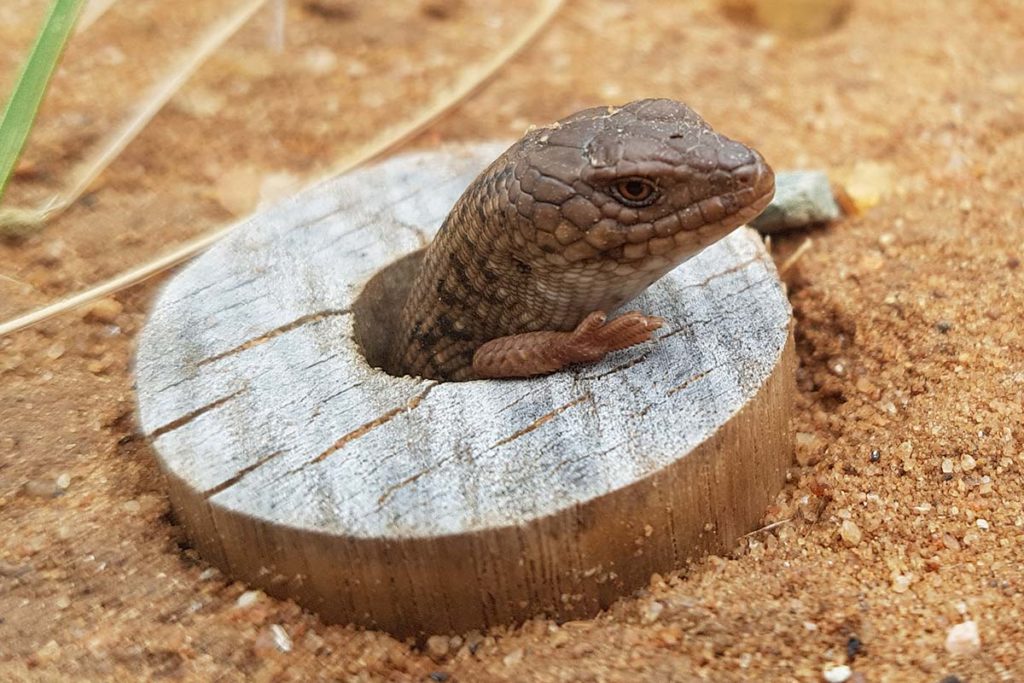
[472,310,664,379]
[565,310,665,364]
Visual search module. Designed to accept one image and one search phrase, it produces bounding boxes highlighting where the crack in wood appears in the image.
[489,393,591,450]
[675,255,762,293]
[666,363,724,397]
[633,362,726,418]
[549,441,624,477]
[657,277,772,342]
[221,276,261,294]
[162,279,219,307]
[580,349,654,380]
[375,460,438,508]
[302,353,339,371]
[323,186,429,249]
[197,309,350,367]
[148,389,246,439]
[495,386,546,415]
[152,373,195,396]
[202,449,284,498]
[214,293,268,316]
[302,382,438,468]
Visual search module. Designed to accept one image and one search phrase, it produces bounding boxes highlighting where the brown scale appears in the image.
[390,98,776,381]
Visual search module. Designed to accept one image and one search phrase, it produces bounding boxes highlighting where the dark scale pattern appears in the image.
[390,99,775,380]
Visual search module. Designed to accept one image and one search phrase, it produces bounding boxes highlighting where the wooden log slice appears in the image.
[135,144,795,638]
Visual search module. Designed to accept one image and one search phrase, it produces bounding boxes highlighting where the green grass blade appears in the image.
[0,0,87,205]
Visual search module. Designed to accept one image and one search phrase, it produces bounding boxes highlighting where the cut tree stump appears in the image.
[135,144,795,638]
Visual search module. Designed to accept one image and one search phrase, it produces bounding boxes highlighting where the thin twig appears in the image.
[778,237,814,276]
[0,0,566,338]
[741,518,792,539]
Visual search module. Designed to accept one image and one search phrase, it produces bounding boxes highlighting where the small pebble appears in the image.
[897,441,914,470]
[823,663,852,682]
[840,520,863,547]
[944,620,980,655]
[55,595,71,610]
[941,458,954,475]
[846,636,863,659]
[640,600,664,624]
[657,624,682,646]
[270,624,292,652]
[749,170,841,234]
[236,590,263,608]
[303,631,325,653]
[841,160,895,211]
[302,46,338,74]
[34,640,61,663]
[199,567,221,581]
[869,449,881,462]
[549,628,572,647]
[502,648,524,667]
[88,359,113,375]
[84,297,123,324]
[425,634,451,660]
[214,167,264,216]
[960,454,976,471]
[891,573,913,593]
[976,518,989,530]
[56,473,71,490]
[22,478,61,499]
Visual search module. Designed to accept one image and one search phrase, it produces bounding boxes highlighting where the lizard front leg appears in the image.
[472,311,664,379]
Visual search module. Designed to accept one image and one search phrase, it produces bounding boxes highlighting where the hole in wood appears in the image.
[351,249,424,376]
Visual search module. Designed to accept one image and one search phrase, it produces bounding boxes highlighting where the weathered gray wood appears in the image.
[134,144,795,638]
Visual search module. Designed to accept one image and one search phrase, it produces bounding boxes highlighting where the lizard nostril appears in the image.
[732,163,757,188]
[731,158,774,197]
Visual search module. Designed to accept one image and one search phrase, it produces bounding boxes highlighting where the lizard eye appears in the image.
[611,177,658,207]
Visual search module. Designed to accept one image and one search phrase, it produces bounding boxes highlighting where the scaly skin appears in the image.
[389,99,775,381]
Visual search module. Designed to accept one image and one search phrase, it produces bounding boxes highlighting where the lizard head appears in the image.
[505,98,774,284]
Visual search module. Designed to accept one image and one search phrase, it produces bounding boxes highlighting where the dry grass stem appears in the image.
[778,237,814,276]
[741,518,792,539]
[0,0,565,337]
[4,0,269,231]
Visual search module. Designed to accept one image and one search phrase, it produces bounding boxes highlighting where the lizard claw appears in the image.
[568,310,664,361]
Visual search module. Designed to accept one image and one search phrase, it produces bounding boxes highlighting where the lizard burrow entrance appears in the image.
[352,249,424,377]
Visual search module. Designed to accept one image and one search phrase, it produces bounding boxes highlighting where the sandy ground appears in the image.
[1,0,1023,680]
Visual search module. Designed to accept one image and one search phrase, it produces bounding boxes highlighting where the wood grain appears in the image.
[134,144,795,637]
